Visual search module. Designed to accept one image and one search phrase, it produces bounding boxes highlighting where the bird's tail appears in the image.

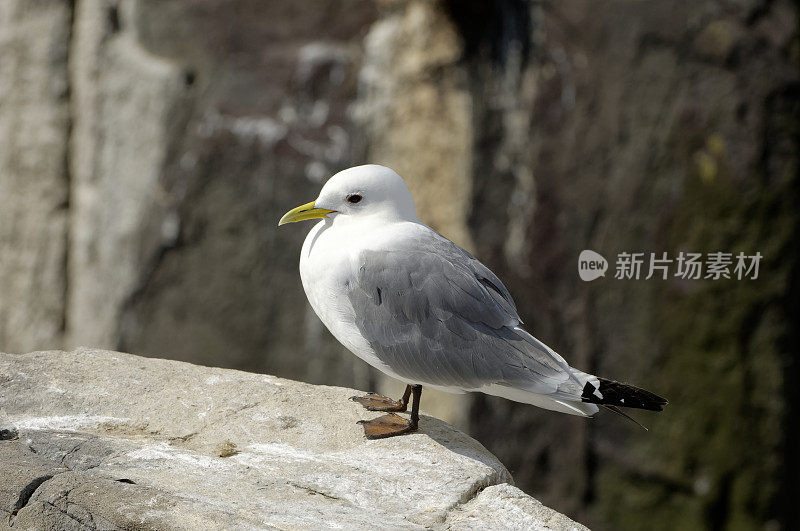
[580,378,668,412]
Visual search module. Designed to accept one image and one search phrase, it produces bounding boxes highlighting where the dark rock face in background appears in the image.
[460,2,799,528]
[0,1,797,529]
[112,0,378,387]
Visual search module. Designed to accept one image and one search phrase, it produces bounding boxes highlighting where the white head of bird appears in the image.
[278,165,417,227]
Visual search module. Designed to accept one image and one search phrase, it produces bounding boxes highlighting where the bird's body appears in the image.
[281,165,666,438]
[301,215,602,416]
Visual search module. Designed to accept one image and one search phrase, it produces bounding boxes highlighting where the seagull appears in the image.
[279,165,667,439]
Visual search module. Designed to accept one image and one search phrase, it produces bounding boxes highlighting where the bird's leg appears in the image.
[408,384,421,429]
[350,384,412,412]
[358,385,422,439]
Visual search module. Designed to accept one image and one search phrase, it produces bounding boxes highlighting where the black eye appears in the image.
[347,194,362,204]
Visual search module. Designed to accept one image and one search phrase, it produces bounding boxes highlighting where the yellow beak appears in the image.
[278,200,336,226]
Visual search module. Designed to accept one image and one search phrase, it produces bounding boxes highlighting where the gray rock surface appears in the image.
[0,0,70,353]
[67,0,187,349]
[0,349,587,530]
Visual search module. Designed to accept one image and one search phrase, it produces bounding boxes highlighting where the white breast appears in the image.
[299,219,406,381]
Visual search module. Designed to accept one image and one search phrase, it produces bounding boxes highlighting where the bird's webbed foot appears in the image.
[350,392,407,412]
[350,385,412,412]
[358,413,417,439]
[353,385,422,439]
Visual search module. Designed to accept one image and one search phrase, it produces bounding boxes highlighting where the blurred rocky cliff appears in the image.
[1,1,797,529]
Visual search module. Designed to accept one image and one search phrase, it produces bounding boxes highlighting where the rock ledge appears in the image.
[1,349,587,530]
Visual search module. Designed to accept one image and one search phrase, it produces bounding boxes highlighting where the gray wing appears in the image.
[346,230,576,394]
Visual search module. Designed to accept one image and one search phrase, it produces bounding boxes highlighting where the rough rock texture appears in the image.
[0,0,70,353]
[0,349,587,530]
[67,0,187,349]
[443,484,586,531]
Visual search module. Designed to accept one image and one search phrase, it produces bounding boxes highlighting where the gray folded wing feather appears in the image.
[346,230,578,395]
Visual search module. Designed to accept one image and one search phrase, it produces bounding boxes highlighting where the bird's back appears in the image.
[342,223,602,413]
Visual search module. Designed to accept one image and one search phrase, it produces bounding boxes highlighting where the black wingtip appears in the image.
[582,378,668,412]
